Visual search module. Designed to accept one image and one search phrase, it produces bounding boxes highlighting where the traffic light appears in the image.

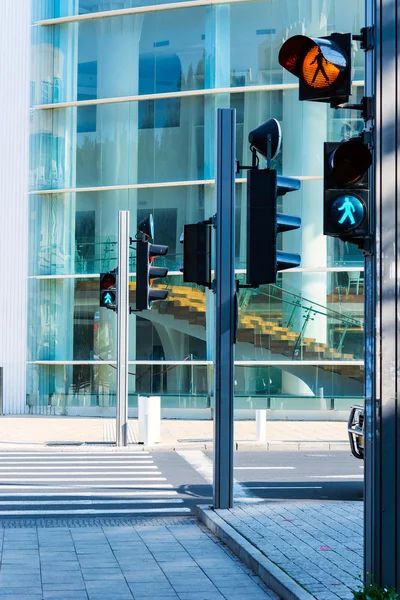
[324,138,372,245]
[278,33,352,105]
[136,241,169,311]
[179,223,212,288]
[100,271,117,310]
[246,168,301,286]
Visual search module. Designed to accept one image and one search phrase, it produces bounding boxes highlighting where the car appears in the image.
[348,404,364,459]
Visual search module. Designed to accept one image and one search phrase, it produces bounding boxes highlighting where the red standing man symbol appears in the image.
[310,48,330,84]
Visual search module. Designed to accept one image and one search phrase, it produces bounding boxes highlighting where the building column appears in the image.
[0,1,31,413]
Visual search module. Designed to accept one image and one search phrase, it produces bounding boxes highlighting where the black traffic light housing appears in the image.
[324,138,372,246]
[279,33,352,105]
[100,271,117,311]
[180,222,212,288]
[136,241,169,311]
[246,168,301,286]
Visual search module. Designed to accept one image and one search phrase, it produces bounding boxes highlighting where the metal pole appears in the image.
[116,210,129,447]
[213,108,236,509]
[364,0,400,587]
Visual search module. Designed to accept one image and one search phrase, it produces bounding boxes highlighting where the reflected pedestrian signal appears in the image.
[136,241,169,311]
[279,33,351,104]
[324,138,372,244]
[100,271,117,311]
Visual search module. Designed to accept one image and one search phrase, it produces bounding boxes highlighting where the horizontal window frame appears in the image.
[30,176,322,195]
[36,0,279,26]
[32,81,364,111]
[28,266,365,281]
[29,359,364,366]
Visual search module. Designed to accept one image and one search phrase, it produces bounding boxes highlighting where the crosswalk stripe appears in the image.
[0,452,150,456]
[0,490,179,497]
[0,508,192,516]
[0,466,159,471]
[0,452,190,516]
[0,483,173,489]
[0,499,184,505]
[0,461,155,466]
[0,476,166,482]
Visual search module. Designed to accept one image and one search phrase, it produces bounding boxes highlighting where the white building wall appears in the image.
[0,1,30,413]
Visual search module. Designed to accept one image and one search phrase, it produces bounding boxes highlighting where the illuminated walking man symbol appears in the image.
[104,292,113,304]
[337,197,356,226]
[310,48,330,84]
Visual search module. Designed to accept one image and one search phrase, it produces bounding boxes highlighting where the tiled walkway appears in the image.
[0,517,279,600]
[203,501,363,600]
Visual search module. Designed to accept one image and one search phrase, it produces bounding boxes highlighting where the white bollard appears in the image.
[138,396,161,446]
[255,409,267,442]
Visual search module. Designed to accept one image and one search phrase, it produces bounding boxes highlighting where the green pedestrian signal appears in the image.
[330,195,366,232]
[102,290,116,306]
[323,139,372,246]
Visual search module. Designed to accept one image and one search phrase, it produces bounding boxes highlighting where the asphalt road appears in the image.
[223,450,363,501]
[0,449,362,518]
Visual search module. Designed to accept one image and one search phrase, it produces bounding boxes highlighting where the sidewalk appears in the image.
[197,501,363,600]
[0,416,349,450]
[0,516,281,600]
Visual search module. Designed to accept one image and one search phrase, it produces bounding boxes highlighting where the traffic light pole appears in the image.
[213,108,236,509]
[116,210,129,447]
[364,0,400,588]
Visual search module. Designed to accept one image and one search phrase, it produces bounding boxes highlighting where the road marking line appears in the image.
[0,477,166,482]
[246,486,323,490]
[0,508,192,516]
[0,499,184,505]
[234,467,295,470]
[308,475,364,479]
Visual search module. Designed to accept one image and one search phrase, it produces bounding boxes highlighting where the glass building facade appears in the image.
[28,0,365,416]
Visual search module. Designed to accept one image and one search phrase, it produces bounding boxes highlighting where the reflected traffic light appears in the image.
[100,271,117,311]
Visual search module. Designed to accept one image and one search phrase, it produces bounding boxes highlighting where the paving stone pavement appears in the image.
[207,501,364,600]
[0,516,280,600]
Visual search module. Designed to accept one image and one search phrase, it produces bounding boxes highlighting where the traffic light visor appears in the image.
[248,118,281,160]
[279,35,348,90]
[330,139,372,185]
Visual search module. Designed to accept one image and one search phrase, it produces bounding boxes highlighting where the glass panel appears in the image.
[34,0,364,92]
[33,10,207,103]
[27,277,211,362]
[28,186,211,276]
[28,91,358,191]
[236,272,364,362]
[233,364,364,410]
[27,271,364,363]
[26,362,363,412]
[27,363,213,411]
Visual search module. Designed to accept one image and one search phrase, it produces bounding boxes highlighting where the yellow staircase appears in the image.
[138,283,359,363]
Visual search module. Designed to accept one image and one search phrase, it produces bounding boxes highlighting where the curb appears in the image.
[0,440,349,452]
[196,505,315,600]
